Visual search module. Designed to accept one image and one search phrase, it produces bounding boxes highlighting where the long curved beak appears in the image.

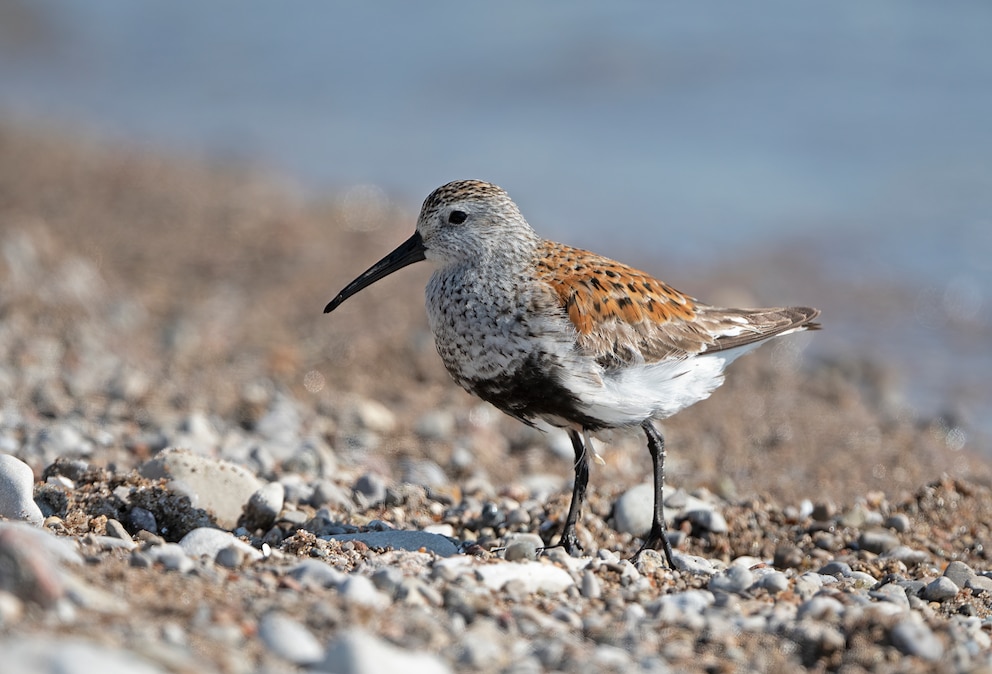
[324,231,427,313]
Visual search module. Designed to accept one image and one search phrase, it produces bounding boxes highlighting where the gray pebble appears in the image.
[0,454,43,525]
[581,570,602,600]
[287,558,347,589]
[882,545,930,566]
[320,629,452,674]
[890,617,944,661]
[965,575,992,594]
[650,589,715,622]
[104,518,131,541]
[128,506,157,534]
[943,560,976,587]
[146,543,194,573]
[179,527,262,562]
[353,472,388,507]
[215,545,245,569]
[258,611,323,665]
[401,459,448,489]
[818,560,852,577]
[350,398,397,433]
[339,574,389,608]
[709,565,754,595]
[683,508,728,533]
[0,636,168,674]
[140,448,262,529]
[754,571,789,594]
[613,483,653,537]
[883,513,911,532]
[870,583,910,611]
[326,530,457,557]
[922,576,959,601]
[671,552,716,575]
[255,393,303,446]
[811,501,837,521]
[503,533,542,562]
[414,410,455,441]
[310,479,353,510]
[857,528,899,554]
[797,595,845,621]
[241,481,284,531]
[371,566,404,595]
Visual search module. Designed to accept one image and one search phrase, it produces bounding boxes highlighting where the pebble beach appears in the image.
[1,122,991,673]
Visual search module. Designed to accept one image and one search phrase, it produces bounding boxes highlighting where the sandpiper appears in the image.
[325,180,820,566]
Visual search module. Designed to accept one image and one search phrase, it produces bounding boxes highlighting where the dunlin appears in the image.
[325,180,820,566]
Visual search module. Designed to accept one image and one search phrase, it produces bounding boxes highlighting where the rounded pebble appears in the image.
[140,448,262,529]
[612,483,653,537]
[259,611,324,665]
[0,454,44,525]
[922,576,959,602]
[319,629,452,674]
[890,617,944,661]
[709,565,754,595]
[178,527,262,562]
[241,481,284,531]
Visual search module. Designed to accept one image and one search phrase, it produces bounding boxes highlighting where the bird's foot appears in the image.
[631,524,676,568]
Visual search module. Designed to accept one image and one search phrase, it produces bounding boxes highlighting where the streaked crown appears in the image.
[416,180,539,267]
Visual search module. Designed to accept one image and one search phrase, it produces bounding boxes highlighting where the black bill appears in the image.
[324,231,427,313]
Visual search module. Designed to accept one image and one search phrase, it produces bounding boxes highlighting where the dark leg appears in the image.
[635,420,676,567]
[558,429,590,554]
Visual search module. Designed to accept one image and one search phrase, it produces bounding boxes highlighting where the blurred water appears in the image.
[1,1,990,440]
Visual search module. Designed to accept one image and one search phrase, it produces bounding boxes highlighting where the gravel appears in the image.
[2,121,992,673]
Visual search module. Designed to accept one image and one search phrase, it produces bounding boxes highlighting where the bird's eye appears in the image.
[447,210,467,225]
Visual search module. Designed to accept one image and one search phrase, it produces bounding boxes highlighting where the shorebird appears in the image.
[325,180,820,566]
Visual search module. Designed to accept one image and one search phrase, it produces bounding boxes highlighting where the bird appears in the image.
[325,179,820,566]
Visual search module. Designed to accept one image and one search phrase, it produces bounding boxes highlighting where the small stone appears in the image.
[414,411,455,441]
[773,544,805,569]
[141,448,262,529]
[965,575,992,595]
[339,574,390,609]
[870,583,910,611]
[503,534,542,562]
[943,560,976,587]
[353,473,388,507]
[613,483,653,537]
[581,570,602,600]
[104,519,131,540]
[146,543,194,573]
[241,481,284,531]
[797,595,845,621]
[287,559,346,589]
[351,398,396,433]
[811,501,837,521]
[371,567,404,595]
[922,576,959,601]
[884,513,911,533]
[0,454,43,526]
[818,560,852,577]
[215,545,245,569]
[128,506,158,534]
[327,530,457,557]
[179,528,262,562]
[259,611,323,665]
[857,528,899,554]
[709,565,754,595]
[683,508,728,533]
[890,617,944,661]
[671,552,716,575]
[754,571,789,594]
[882,545,930,566]
[319,629,452,674]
